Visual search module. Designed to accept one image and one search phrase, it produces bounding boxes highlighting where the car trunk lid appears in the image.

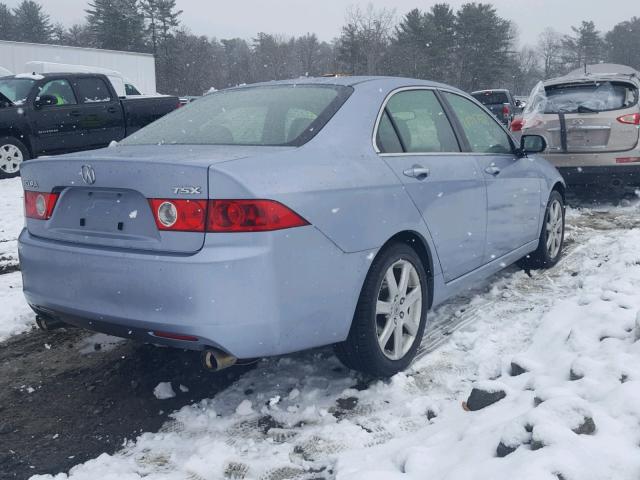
[19,145,291,253]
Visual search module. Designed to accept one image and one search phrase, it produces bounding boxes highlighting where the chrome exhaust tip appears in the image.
[35,314,66,331]
[201,348,237,372]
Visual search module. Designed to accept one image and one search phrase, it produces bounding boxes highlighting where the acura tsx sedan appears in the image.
[18,76,565,377]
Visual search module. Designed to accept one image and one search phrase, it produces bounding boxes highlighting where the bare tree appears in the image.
[339,4,394,75]
[537,28,563,78]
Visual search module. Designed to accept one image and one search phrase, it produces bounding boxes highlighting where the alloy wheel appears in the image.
[546,198,563,258]
[375,259,422,361]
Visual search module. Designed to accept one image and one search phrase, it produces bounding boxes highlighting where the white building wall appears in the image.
[0,40,156,94]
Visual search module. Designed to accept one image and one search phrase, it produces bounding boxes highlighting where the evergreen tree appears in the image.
[0,3,15,41]
[86,0,146,52]
[390,9,429,78]
[455,3,515,91]
[140,0,181,55]
[424,4,457,83]
[562,21,605,71]
[605,17,640,70]
[12,0,52,43]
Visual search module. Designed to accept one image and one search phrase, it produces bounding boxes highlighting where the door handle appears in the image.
[107,106,118,113]
[484,165,501,176]
[403,165,430,179]
[69,110,81,117]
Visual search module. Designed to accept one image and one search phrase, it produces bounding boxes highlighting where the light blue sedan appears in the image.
[18,77,565,377]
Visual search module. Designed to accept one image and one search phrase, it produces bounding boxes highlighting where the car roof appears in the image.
[471,89,509,94]
[231,75,466,93]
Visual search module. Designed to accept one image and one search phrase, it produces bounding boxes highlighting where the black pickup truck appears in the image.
[0,73,179,178]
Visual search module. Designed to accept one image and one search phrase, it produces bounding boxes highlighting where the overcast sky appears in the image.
[5,0,638,46]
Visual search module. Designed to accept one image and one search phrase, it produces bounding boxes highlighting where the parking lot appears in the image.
[2,176,640,479]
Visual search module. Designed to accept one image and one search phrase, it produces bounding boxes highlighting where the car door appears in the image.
[30,78,83,155]
[441,91,542,262]
[72,76,125,147]
[376,88,487,283]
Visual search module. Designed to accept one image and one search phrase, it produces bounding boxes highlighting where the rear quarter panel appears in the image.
[208,80,441,259]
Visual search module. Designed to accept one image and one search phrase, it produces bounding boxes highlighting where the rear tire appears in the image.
[518,190,565,270]
[334,242,428,377]
[0,136,29,179]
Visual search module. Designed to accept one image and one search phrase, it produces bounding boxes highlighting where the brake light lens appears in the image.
[24,191,59,220]
[207,200,309,232]
[502,104,510,116]
[148,199,207,232]
[510,117,542,132]
[511,117,524,132]
[616,113,640,125]
[149,199,308,233]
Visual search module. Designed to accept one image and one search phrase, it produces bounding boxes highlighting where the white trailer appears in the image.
[0,40,156,94]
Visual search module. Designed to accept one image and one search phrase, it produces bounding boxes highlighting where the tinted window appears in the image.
[444,92,513,154]
[76,77,112,103]
[383,90,459,153]
[376,111,403,153]
[122,85,352,147]
[472,91,509,105]
[38,79,77,106]
[125,83,141,96]
[543,81,637,113]
[0,78,35,104]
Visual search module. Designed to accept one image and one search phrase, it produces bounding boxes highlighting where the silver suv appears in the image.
[512,64,640,189]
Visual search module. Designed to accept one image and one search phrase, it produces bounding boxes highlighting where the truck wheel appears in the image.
[518,190,565,270]
[0,136,29,179]
[334,242,428,377]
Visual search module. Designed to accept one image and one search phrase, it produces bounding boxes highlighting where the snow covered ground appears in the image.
[2,175,640,480]
[0,178,34,340]
[11,197,635,480]
[0,177,23,273]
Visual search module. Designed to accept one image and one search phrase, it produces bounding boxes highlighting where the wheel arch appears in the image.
[0,128,33,158]
[552,181,565,202]
[376,230,435,309]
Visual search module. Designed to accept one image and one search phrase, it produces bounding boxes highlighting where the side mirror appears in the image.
[515,99,522,108]
[34,94,58,109]
[520,134,546,154]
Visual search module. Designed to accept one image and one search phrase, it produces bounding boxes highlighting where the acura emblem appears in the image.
[81,165,96,185]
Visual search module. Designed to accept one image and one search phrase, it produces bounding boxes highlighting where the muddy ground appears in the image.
[0,327,253,479]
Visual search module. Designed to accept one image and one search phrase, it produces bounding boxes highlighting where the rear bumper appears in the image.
[18,227,371,358]
[557,165,640,187]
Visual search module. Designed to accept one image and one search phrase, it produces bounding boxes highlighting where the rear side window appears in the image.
[122,85,353,147]
[75,77,112,104]
[443,92,513,155]
[376,111,403,153]
[543,81,638,113]
[125,83,141,96]
[378,90,460,153]
[472,91,509,105]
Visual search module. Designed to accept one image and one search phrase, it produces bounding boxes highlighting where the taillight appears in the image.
[510,117,542,132]
[207,200,309,232]
[148,199,207,232]
[24,191,59,220]
[148,199,308,233]
[616,113,640,125]
[511,117,524,132]
[502,104,510,116]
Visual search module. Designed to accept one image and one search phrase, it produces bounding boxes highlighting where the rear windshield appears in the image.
[0,78,35,104]
[471,91,509,105]
[543,81,638,114]
[122,84,353,147]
